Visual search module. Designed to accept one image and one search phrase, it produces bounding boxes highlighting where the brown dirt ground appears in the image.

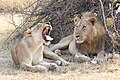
[0,13,120,80]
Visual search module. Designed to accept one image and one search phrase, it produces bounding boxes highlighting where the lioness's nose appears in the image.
[46,22,51,25]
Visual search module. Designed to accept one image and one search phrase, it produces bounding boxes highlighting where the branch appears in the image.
[99,0,108,32]
[99,0,120,47]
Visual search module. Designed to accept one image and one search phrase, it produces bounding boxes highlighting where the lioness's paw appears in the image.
[49,63,59,70]
[35,65,48,72]
[55,60,70,66]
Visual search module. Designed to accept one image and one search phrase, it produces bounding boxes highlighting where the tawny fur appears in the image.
[50,12,110,63]
[11,23,69,72]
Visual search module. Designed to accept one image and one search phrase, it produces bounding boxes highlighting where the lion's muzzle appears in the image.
[75,34,85,44]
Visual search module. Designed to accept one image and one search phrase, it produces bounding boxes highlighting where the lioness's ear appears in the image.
[23,29,32,36]
[73,14,80,25]
[89,17,97,25]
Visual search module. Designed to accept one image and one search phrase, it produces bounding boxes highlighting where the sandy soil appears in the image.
[0,13,120,80]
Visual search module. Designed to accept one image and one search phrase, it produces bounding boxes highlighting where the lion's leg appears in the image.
[68,40,90,62]
[50,34,73,51]
[96,51,113,64]
[43,46,70,66]
[74,53,90,62]
[68,40,78,55]
[90,51,113,64]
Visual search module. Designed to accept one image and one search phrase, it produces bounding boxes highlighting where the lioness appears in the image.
[50,12,112,63]
[11,23,69,72]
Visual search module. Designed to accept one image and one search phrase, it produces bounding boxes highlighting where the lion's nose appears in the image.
[76,36,79,38]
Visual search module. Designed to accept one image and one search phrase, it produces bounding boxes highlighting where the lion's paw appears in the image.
[91,51,113,64]
[74,53,90,62]
[61,61,70,66]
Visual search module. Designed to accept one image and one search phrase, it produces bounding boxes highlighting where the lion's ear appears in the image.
[89,17,97,25]
[73,15,81,25]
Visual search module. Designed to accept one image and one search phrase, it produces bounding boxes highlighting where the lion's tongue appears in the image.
[45,35,53,41]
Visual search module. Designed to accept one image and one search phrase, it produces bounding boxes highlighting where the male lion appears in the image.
[50,12,112,63]
[11,23,69,72]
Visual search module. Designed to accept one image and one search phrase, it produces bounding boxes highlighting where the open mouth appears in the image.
[42,25,53,42]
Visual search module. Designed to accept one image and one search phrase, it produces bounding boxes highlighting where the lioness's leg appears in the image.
[50,35,73,51]
[19,45,47,72]
[20,54,47,72]
[44,46,70,66]
[19,52,47,72]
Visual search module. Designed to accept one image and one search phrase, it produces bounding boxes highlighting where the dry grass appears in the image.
[0,0,35,11]
[0,0,120,80]
[0,13,120,80]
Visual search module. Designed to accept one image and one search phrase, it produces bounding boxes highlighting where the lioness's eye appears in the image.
[82,26,86,30]
[75,26,79,27]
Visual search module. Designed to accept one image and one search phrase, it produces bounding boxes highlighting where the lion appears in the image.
[50,12,112,63]
[11,23,70,72]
